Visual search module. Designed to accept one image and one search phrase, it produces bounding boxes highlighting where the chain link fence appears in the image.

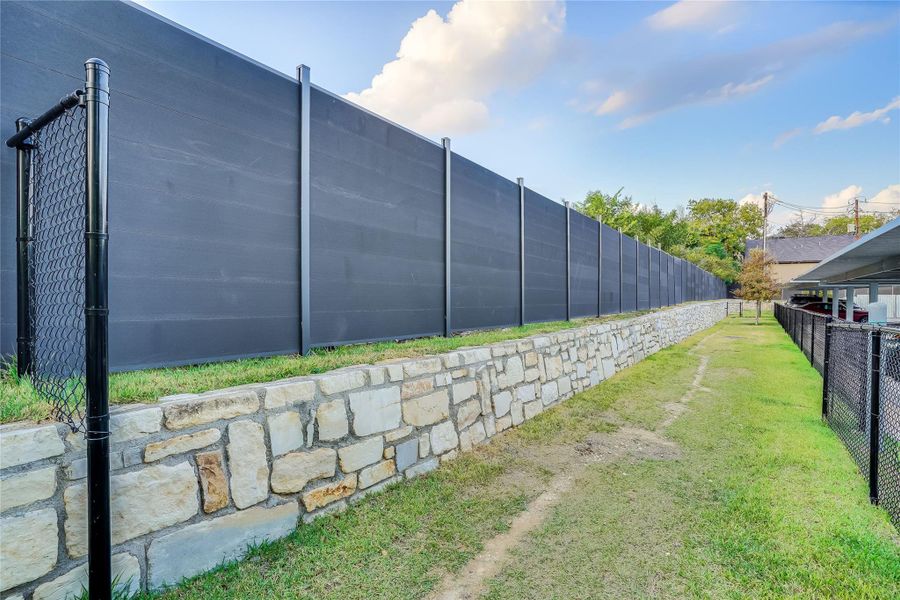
[25,106,88,431]
[775,302,900,529]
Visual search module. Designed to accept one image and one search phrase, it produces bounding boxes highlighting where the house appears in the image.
[744,234,856,299]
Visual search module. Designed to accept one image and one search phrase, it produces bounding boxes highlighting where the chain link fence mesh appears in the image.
[878,330,900,529]
[825,325,871,480]
[26,104,87,431]
[776,303,900,528]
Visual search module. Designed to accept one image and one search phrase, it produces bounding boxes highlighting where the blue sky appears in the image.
[137,0,900,230]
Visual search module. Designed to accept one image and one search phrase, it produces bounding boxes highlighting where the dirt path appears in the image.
[426,332,717,600]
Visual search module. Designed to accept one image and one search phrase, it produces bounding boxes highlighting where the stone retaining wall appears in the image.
[0,301,727,599]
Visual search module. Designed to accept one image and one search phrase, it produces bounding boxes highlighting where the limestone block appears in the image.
[405,457,438,478]
[395,438,419,472]
[338,437,383,473]
[64,462,197,557]
[316,399,349,441]
[317,370,366,395]
[164,392,258,430]
[384,425,414,443]
[402,377,434,400]
[451,380,476,404]
[541,381,559,406]
[263,380,315,409]
[147,502,298,588]
[270,448,336,494]
[0,508,57,591]
[348,387,401,436]
[197,450,229,513]
[418,433,431,458]
[0,425,64,469]
[492,390,512,417]
[32,553,139,600]
[359,460,395,489]
[268,411,304,457]
[403,390,450,426]
[455,400,481,430]
[227,421,269,509]
[430,421,459,455]
[0,466,56,512]
[403,357,442,378]
[144,428,220,462]
[302,474,357,511]
[109,407,162,444]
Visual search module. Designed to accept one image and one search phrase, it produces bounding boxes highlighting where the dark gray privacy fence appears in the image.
[775,303,900,529]
[1,1,726,371]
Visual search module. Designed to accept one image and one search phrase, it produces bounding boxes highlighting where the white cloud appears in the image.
[646,1,734,32]
[578,18,891,129]
[772,127,804,149]
[344,0,565,135]
[822,184,862,211]
[814,97,900,134]
[867,184,900,210]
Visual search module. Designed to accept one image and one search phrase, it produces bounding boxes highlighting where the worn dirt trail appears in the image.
[426,332,717,600]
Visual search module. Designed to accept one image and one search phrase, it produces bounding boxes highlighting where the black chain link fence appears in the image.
[25,104,88,431]
[776,302,900,529]
[878,331,900,528]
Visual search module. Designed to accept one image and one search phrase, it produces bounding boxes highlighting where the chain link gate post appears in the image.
[821,316,832,418]
[84,58,112,600]
[7,57,112,599]
[14,118,34,378]
[869,328,882,504]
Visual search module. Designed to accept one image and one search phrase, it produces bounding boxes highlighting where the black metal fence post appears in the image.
[565,201,571,321]
[821,316,832,418]
[297,64,311,355]
[84,57,111,600]
[869,328,882,503]
[443,137,452,336]
[618,229,623,313]
[14,118,33,378]
[518,177,525,326]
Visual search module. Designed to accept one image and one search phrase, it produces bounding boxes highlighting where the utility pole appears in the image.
[854,197,860,239]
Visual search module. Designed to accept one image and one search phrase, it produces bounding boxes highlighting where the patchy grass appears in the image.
[1,309,656,424]
[144,315,899,600]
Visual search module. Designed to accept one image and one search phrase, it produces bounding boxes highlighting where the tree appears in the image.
[735,249,780,324]
[819,213,895,236]
[686,198,764,262]
[777,218,823,238]
[575,189,691,251]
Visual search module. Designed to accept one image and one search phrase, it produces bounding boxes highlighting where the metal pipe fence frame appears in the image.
[775,302,900,529]
[7,57,112,599]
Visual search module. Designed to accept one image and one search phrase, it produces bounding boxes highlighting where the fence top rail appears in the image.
[5,90,83,148]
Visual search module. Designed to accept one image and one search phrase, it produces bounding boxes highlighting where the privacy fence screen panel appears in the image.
[450,153,521,332]
[309,88,445,346]
[621,234,638,313]
[1,0,727,371]
[569,210,600,318]
[600,224,621,314]
[523,189,568,323]
[637,242,650,310]
[775,303,900,529]
[650,248,661,309]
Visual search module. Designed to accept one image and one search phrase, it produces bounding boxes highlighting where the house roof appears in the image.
[792,217,900,286]
[744,234,856,264]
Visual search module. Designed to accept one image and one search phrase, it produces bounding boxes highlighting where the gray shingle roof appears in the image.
[745,234,856,263]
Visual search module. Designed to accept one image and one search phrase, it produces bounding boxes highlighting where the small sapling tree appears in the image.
[735,249,779,324]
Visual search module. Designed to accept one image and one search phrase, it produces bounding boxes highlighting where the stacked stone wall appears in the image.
[0,301,726,598]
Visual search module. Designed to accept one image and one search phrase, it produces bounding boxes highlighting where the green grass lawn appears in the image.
[142,315,900,600]
[0,310,656,424]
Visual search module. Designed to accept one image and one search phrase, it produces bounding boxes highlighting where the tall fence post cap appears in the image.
[442,137,451,148]
[85,58,109,72]
[517,177,524,185]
